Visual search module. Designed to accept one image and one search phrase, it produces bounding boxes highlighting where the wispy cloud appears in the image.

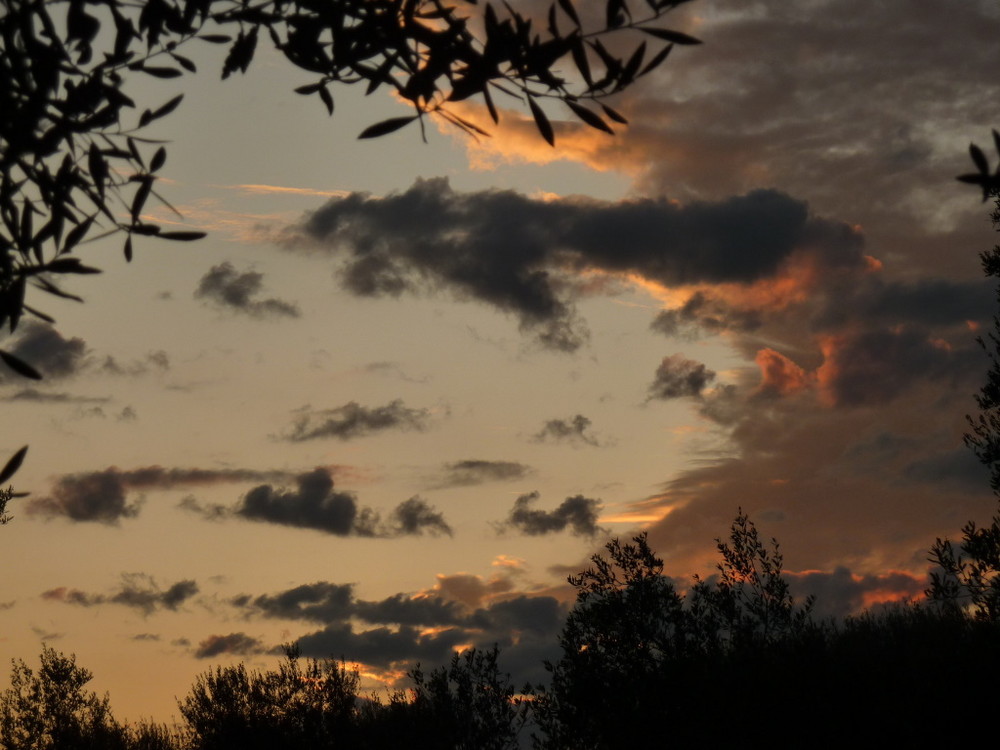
[42,574,198,616]
[280,400,432,442]
[429,459,533,489]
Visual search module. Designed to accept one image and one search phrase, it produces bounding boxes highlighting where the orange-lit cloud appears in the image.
[755,348,811,396]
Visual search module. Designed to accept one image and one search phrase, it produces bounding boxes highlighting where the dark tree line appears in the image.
[5,504,1000,750]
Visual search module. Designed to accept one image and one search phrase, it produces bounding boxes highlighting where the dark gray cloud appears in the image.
[648,354,716,400]
[281,399,431,442]
[531,414,599,446]
[28,470,140,523]
[1,322,86,380]
[195,262,300,319]
[819,328,979,407]
[193,632,271,659]
[229,468,452,537]
[287,179,844,351]
[27,466,304,523]
[41,574,198,616]
[232,581,356,623]
[498,491,603,536]
[227,574,567,686]
[430,459,533,488]
[388,496,453,536]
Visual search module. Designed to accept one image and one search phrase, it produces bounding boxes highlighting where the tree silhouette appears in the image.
[927,193,1000,619]
[0,0,699,486]
[532,513,816,749]
[178,646,359,750]
[406,645,528,750]
[0,645,129,750]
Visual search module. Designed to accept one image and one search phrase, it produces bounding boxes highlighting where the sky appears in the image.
[2,0,1000,725]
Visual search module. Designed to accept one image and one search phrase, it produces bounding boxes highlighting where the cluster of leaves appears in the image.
[0,0,697,489]
[928,193,1000,620]
[959,130,1000,200]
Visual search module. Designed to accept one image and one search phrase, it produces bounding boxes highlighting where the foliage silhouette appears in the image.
[532,512,813,749]
[929,194,1000,620]
[178,645,359,750]
[0,0,697,486]
[406,645,527,750]
[0,645,129,750]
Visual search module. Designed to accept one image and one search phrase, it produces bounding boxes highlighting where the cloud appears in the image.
[41,574,198,616]
[497,491,603,537]
[193,632,271,659]
[387,496,453,537]
[232,582,356,623]
[99,350,170,376]
[285,178,847,351]
[28,471,140,524]
[430,459,533,488]
[531,414,599,446]
[0,322,86,380]
[0,389,110,404]
[226,468,452,537]
[27,466,306,523]
[647,354,716,400]
[195,262,300,319]
[280,399,431,442]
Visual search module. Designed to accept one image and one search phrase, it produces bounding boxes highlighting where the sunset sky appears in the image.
[2,0,1000,725]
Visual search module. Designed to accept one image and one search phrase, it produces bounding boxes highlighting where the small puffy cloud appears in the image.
[387,496,453,536]
[236,468,368,535]
[531,414,599,446]
[229,468,452,537]
[195,262,300,319]
[28,470,139,524]
[497,491,603,537]
[647,354,716,400]
[1,322,86,380]
[281,399,431,442]
[430,459,532,488]
[194,632,271,659]
[41,574,198,616]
